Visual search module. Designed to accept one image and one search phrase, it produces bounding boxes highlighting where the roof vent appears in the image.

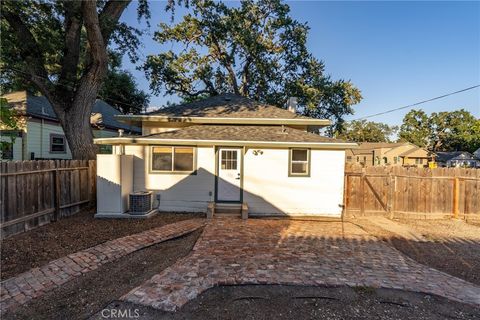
[287,97,298,113]
[41,106,48,115]
[224,96,232,101]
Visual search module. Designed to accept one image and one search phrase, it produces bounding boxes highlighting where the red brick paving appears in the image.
[0,218,205,314]
[122,217,480,311]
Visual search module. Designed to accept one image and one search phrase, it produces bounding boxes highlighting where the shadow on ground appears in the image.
[91,285,480,320]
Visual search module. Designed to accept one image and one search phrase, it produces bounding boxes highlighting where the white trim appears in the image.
[95,137,358,149]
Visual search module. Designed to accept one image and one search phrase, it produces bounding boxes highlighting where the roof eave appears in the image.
[94,137,357,149]
[114,115,331,126]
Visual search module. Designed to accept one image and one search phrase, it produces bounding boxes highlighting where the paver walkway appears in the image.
[362,216,428,241]
[0,218,205,314]
[122,217,480,311]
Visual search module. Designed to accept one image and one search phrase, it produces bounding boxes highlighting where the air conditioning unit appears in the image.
[129,191,152,215]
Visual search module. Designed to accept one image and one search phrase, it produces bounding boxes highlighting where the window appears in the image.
[383,157,388,164]
[50,134,66,153]
[1,142,13,160]
[221,150,238,170]
[151,146,194,172]
[415,158,423,165]
[289,148,310,176]
[346,156,352,162]
[394,156,398,164]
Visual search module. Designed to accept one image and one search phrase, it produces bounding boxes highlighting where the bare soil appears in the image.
[91,285,480,320]
[1,209,201,279]
[354,218,480,286]
[3,229,203,320]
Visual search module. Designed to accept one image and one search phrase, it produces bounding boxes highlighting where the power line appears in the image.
[352,85,480,121]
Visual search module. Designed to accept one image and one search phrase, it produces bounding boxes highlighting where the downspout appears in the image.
[40,118,44,158]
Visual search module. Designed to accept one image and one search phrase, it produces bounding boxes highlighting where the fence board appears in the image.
[345,164,480,219]
[1,160,96,238]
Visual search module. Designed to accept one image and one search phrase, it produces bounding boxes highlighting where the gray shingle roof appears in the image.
[141,125,346,144]
[25,95,141,133]
[148,94,311,119]
[435,151,476,162]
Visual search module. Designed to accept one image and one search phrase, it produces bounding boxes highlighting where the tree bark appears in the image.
[2,0,130,160]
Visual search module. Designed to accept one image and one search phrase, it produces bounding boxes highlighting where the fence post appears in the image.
[360,169,365,216]
[388,173,395,219]
[453,177,459,219]
[53,169,61,221]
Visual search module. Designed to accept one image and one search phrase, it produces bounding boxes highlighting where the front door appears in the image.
[217,148,242,202]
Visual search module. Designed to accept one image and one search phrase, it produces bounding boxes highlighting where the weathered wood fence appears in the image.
[344,164,480,222]
[1,160,96,238]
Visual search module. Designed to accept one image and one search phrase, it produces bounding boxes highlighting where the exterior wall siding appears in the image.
[123,145,215,212]
[121,144,345,216]
[243,148,345,216]
[26,121,72,159]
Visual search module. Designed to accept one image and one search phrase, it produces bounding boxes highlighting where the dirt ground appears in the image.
[91,285,480,320]
[354,218,480,286]
[0,209,201,280]
[3,229,202,320]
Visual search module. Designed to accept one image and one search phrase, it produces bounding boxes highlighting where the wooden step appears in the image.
[215,203,242,214]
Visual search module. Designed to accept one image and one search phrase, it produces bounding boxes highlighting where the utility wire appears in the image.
[352,85,480,121]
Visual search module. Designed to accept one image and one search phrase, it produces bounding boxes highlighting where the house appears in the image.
[435,151,480,168]
[0,91,141,160]
[345,142,434,167]
[93,94,357,218]
[474,148,480,160]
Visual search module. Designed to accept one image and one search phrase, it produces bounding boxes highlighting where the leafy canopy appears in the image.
[144,0,362,132]
[337,120,398,143]
[399,109,480,153]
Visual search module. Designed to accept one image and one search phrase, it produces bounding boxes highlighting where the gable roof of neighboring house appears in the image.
[398,147,432,158]
[349,142,412,155]
[435,151,477,162]
[4,91,141,134]
[116,94,331,127]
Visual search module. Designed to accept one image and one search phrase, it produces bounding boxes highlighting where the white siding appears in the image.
[26,121,72,159]
[123,145,215,212]
[119,144,345,216]
[243,148,345,216]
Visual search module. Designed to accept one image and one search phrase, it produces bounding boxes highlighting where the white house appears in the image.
[1,91,141,160]
[94,94,357,218]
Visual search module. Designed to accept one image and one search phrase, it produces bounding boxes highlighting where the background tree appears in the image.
[144,0,362,133]
[99,54,150,114]
[399,109,480,153]
[1,0,154,159]
[398,110,430,148]
[337,120,397,142]
[0,98,22,158]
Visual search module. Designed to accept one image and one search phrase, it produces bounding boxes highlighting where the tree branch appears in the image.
[99,0,132,41]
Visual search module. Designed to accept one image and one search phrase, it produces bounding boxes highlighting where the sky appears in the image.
[119,1,480,126]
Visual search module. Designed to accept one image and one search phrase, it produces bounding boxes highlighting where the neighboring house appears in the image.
[0,91,141,160]
[345,142,434,167]
[94,94,357,217]
[474,148,480,160]
[435,151,480,168]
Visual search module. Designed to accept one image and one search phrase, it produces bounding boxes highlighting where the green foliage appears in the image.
[99,54,150,114]
[143,0,362,132]
[399,109,480,153]
[0,98,21,158]
[337,120,397,143]
[399,110,430,148]
[0,0,150,93]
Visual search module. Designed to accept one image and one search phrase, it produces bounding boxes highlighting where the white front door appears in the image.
[217,148,242,202]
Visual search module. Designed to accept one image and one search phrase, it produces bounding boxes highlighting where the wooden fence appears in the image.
[344,164,480,221]
[1,160,96,238]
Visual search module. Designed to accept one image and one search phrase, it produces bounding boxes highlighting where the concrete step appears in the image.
[215,203,242,214]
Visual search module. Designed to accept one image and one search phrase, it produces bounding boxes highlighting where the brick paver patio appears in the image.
[0,218,205,314]
[122,217,480,311]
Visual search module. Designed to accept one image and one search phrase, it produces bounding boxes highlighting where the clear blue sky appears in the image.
[120,1,480,126]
